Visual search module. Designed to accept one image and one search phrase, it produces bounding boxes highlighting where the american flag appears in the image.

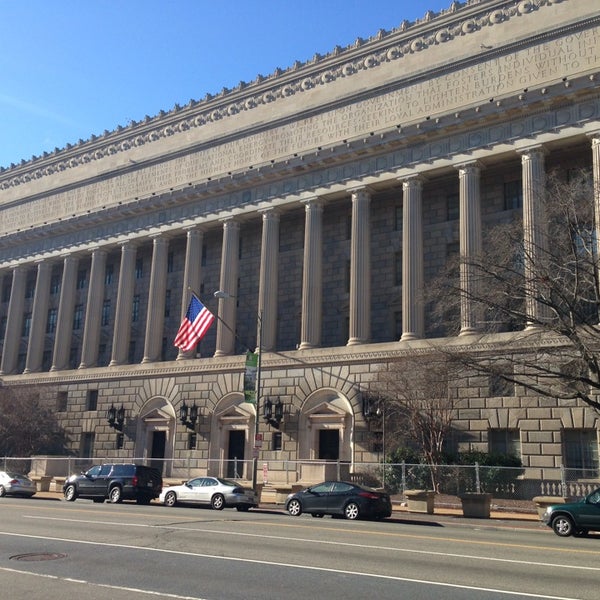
[174,295,215,352]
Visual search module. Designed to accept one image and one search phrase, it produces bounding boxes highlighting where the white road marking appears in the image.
[23,514,600,573]
[0,529,586,600]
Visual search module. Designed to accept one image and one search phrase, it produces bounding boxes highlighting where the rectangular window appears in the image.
[56,391,68,412]
[188,432,197,450]
[563,429,599,477]
[80,432,95,458]
[101,299,111,326]
[132,295,140,322]
[77,269,87,289]
[128,341,136,364]
[394,204,403,232]
[46,308,58,333]
[22,312,32,337]
[167,251,174,273]
[201,244,207,267]
[116,433,125,450]
[50,274,61,295]
[272,431,282,451]
[503,180,523,210]
[0,316,6,340]
[86,389,98,411]
[25,278,36,299]
[104,263,114,285]
[489,428,521,458]
[73,304,83,330]
[69,347,79,369]
[135,258,144,279]
[447,193,459,221]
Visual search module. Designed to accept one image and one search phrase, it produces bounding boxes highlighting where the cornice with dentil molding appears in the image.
[0,0,567,190]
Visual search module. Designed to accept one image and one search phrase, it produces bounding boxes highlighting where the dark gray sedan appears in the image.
[286,481,392,520]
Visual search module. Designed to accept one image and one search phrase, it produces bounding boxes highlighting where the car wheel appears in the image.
[344,502,360,520]
[311,513,324,518]
[287,498,302,517]
[0,485,6,497]
[109,486,123,504]
[552,514,574,537]
[164,491,177,507]
[211,493,225,510]
[64,484,77,502]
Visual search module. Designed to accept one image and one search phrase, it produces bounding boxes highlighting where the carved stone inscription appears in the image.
[1,25,598,235]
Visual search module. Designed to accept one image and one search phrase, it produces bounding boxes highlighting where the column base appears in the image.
[297,342,315,350]
[459,327,479,336]
[346,337,367,346]
[400,332,420,341]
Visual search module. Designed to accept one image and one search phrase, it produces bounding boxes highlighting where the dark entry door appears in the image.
[151,431,166,473]
[227,430,245,478]
[319,429,339,460]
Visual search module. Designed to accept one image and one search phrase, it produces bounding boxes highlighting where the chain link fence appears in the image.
[2,456,598,502]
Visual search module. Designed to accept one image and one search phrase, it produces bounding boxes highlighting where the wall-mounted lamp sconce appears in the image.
[263,398,284,429]
[107,404,126,431]
[180,402,198,430]
[362,394,383,421]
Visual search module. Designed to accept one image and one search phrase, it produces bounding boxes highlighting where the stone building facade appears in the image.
[1,0,600,483]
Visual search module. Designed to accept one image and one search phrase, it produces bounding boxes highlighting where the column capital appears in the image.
[183,223,207,234]
[347,185,374,197]
[517,143,548,158]
[301,197,325,210]
[259,207,281,219]
[454,160,484,172]
[401,174,426,190]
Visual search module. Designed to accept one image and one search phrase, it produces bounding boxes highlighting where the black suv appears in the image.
[63,463,162,504]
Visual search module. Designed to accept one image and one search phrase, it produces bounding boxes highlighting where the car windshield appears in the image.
[6,472,26,479]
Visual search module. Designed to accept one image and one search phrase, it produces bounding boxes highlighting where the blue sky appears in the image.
[0,0,451,169]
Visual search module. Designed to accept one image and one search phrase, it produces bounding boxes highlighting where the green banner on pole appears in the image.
[244,351,258,404]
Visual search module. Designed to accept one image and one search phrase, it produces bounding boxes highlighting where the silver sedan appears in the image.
[159,476,257,511]
[0,471,37,497]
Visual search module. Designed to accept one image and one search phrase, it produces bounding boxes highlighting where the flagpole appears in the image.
[252,310,263,491]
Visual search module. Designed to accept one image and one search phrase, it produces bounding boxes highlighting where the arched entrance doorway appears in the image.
[298,390,354,483]
[135,397,176,477]
[208,393,255,480]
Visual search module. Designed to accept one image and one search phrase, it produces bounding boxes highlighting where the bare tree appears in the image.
[372,354,461,491]
[0,385,70,456]
[429,170,600,411]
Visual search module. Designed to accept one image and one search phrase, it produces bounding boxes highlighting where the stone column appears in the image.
[51,255,78,371]
[590,133,600,322]
[142,235,169,363]
[79,248,107,368]
[458,162,483,335]
[109,241,137,366]
[348,188,371,345]
[521,146,548,328]
[258,210,280,353]
[0,266,28,374]
[299,199,324,350]
[24,260,52,373]
[178,226,204,359]
[401,176,424,340]
[215,218,240,357]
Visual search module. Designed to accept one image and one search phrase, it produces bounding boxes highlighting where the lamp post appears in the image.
[214,290,263,491]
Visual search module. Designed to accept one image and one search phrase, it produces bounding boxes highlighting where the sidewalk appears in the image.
[32,490,544,528]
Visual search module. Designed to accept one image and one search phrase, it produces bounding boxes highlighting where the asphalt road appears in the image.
[0,496,598,600]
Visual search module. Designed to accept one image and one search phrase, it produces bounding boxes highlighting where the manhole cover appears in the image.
[10,553,67,562]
